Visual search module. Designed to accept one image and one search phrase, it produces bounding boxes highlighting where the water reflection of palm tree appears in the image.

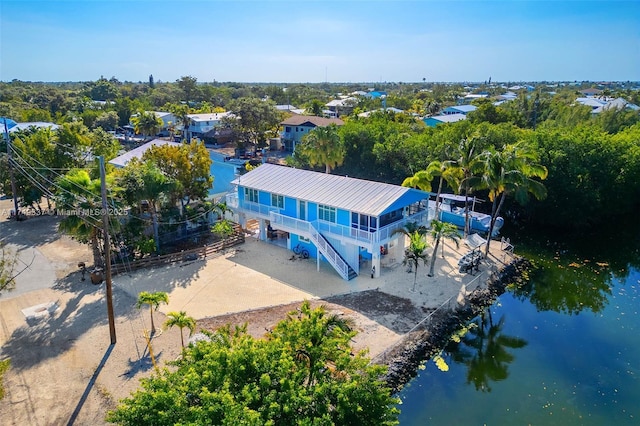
[449,312,527,392]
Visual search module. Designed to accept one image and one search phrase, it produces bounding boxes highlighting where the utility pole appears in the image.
[3,119,20,220]
[99,156,117,344]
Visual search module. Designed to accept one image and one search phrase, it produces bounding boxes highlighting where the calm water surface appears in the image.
[398,234,640,425]
[208,151,238,197]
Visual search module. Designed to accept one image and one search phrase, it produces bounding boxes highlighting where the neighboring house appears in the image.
[461,93,487,104]
[275,104,297,111]
[130,111,176,135]
[366,91,387,99]
[276,104,306,115]
[592,97,640,114]
[280,115,344,152]
[424,113,467,127]
[575,97,607,110]
[325,97,358,117]
[1,118,59,141]
[495,91,518,102]
[0,119,60,133]
[357,107,404,118]
[226,163,431,280]
[108,139,181,168]
[580,88,603,97]
[185,112,232,140]
[442,105,477,115]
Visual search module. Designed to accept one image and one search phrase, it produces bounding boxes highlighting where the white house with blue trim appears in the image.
[226,164,433,280]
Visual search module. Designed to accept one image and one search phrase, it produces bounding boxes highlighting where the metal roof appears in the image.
[425,113,467,124]
[232,164,428,217]
[109,139,181,168]
[446,105,477,113]
[280,115,344,126]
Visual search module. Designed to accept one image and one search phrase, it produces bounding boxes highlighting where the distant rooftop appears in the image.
[280,116,344,127]
[109,139,181,168]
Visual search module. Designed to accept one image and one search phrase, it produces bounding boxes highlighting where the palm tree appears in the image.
[164,311,196,348]
[136,291,169,335]
[393,221,428,239]
[297,124,344,173]
[427,220,460,277]
[132,111,163,139]
[448,138,483,236]
[402,160,456,220]
[402,231,429,292]
[270,301,354,388]
[402,169,433,192]
[56,169,108,268]
[476,143,548,256]
[171,104,191,143]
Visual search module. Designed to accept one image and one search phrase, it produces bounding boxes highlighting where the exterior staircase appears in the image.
[308,224,357,280]
[269,213,357,281]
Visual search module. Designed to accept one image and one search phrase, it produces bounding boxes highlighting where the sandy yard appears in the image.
[0,198,507,425]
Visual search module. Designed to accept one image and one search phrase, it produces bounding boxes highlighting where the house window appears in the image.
[271,193,284,209]
[244,187,258,203]
[285,126,291,132]
[351,212,377,232]
[318,205,336,223]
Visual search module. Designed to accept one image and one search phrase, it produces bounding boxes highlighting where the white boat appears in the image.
[429,193,504,236]
[223,157,248,166]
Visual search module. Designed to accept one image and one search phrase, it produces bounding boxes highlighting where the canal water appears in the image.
[208,150,239,198]
[397,228,640,425]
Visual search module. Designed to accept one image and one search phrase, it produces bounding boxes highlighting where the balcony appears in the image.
[229,195,433,249]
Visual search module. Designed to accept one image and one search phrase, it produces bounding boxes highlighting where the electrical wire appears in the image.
[10,141,222,225]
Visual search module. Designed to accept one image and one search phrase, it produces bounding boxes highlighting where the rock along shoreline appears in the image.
[376,256,533,394]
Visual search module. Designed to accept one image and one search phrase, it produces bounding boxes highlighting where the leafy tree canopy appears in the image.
[223,97,282,150]
[107,301,399,425]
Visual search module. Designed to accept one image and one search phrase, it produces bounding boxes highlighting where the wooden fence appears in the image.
[111,226,245,276]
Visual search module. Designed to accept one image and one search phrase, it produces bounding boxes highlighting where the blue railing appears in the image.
[230,195,433,248]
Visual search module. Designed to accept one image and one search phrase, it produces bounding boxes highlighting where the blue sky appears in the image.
[1,0,639,83]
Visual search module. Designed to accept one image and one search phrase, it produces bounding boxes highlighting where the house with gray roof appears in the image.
[280,115,344,152]
[592,97,640,114]
[226,163,432,280]
[186,112,232,140]
[442,105,477,115]
[424,113,467,127]
[108,139,181,168]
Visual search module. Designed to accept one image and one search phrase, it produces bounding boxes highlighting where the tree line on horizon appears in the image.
[1,76,639,235]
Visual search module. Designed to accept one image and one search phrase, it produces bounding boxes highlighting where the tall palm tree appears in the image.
[164,311,196,348]
[170,104,191,143]
[476,143,548,256]
[427,220,460,277]
[393,221,428,239]
[136,291,169,335]
[402,160,456,220]
[402,169,433,192]
[56,169,108,268]
[297,124,344,173]
[402,231,429,292]
[448,137,483,236]
[270,301,354,388]
[132,111,163,139]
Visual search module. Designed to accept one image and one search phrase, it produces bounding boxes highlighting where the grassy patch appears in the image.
[0,358,11,400]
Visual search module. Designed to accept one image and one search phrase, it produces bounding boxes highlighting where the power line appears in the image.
[11,140,221,225]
